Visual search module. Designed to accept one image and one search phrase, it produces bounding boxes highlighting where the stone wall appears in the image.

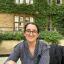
[0,13,14,31]
[0,40,20,54]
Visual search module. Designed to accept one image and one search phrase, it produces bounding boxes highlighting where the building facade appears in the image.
[0,0,64,32]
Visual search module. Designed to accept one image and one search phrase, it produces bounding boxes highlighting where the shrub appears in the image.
[13,32,24,40]
[40,31,63,44]
[0,31,63,44]
[0,32,24,41]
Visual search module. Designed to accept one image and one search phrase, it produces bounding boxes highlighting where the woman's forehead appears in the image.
[26,24,37,30]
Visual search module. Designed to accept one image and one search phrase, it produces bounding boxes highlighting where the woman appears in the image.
[4,23,50,64]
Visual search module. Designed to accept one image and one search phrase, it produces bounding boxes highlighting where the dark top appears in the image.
[4,39,50,64]
[49,44,62,64]
[61,46,64,64]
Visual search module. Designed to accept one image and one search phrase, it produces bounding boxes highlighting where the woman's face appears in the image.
[24,24,39,43]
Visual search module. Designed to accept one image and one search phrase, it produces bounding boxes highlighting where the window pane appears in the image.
[47,0,52,5]
[19,23,24,27]
[21,23,24,27]
[19,23,24,31]
[15,23,19,31]
[57,0,62,4]
[30,17,34,22]
[25,17,30,22]
[20,17,23,22]
[30,0,33,4]
[47,0,50,4]
[57,0,60,4]
[15,16,19,22]
[20,0,23,4]
[26,0,33,4]
[15,0,19,4]
[26,0,29,4]
[15,23,18,27]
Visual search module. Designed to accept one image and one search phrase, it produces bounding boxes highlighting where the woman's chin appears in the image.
[27,39,34,43]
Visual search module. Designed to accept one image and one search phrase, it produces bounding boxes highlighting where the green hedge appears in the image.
[0,31,63,44]
[40,31,63,44]
[0,32,24,41]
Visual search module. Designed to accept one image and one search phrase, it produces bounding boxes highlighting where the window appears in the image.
[20,0,24,4]
[14,16,34,31]
[30,17,34,22]
[26,0,33,4]
[15,0,33,5]
[47,0,52,5]
[15,0,23,4]
[56,0,62,4]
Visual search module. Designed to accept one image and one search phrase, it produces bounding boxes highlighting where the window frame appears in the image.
[56,0,62,5]
[47,0,52,5]
[15,0,33,5]
[14,16,34,31]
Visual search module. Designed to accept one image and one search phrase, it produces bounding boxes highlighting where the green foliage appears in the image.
[0,32,24,41]
[40,31,63,44]
[35,16,48,31]
[0,31,63,44]
[13,32,24,40]
[0,0,64,36]
[0,0,49,15]
[52,9,64,36]
[0,0,34,14]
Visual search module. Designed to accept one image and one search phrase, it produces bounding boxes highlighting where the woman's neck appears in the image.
[28,41,37,56]
[28,41,36,47]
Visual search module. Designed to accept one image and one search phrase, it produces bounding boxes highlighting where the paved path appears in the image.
[0,57,21,64]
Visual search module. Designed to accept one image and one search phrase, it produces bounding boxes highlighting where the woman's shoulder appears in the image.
[38,39,48,45]
[38,39,50,49]
[14,40,24,49]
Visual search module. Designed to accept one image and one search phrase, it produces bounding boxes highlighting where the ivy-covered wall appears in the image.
[0,0,64,35]
[0,0,49,14]
[0,0,49,30]
[0,0,34,14]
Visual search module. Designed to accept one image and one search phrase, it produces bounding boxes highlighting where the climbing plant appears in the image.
[0,0,64,36]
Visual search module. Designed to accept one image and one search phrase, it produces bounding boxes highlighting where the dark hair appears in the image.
[24,22,39,33]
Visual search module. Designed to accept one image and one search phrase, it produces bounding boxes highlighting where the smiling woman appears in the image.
[4,22,50,64]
